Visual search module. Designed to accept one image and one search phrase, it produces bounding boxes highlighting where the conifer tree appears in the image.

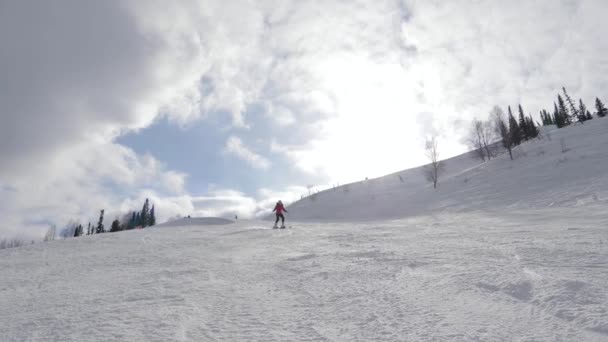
[557,95,571,126]
[553,103,562,128]
[540,110,552,125]
[96,210,105,234]
[518,105,529,140]
[127,212,136,230]
[562,87,579,120]
[596,97,608,117]
[150,206,156,226]
[110,219,121,232]
[508,106,522,146]
[540,110,547,125]
[526,115,539,138]
[544,110,554,125]
[141,199,150,228]
[578,99,588,122]
[135,212,141,228]
[586,110,592,120]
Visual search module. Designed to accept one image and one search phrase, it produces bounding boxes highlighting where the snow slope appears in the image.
[1,120,608,341]
[157,217,235,227]
[288,119,608,221]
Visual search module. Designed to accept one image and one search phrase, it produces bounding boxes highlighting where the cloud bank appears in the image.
[2,0,607,238]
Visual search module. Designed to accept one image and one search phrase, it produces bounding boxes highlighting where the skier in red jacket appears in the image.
[272,200,288,228]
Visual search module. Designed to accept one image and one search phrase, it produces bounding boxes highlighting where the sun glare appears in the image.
[298,55,444,184]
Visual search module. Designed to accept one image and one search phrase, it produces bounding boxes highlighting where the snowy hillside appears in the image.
[1,120,608,341]
[156,217,235,227]
[288,119,608,221]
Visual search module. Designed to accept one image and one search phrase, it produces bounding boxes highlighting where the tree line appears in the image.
[427,87,608,188]
[49,198,157,241]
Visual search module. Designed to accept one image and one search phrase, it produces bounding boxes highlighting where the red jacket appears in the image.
[273,202,287,214]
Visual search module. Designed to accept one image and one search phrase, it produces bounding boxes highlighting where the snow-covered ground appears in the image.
[2,120,608,341]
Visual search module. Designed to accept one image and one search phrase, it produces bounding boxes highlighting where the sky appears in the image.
[1,0,608,238]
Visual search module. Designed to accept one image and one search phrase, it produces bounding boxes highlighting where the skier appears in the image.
[272,200,288,229]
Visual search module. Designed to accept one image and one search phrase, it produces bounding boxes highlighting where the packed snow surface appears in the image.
[2,120,608,341]
[157,217,234,227]
[1,214,607,341]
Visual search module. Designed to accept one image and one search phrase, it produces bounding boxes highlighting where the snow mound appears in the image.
[157,217,234,227]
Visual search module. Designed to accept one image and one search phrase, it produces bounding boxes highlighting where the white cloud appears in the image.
[224,136,271,170]
[3,0,608,238]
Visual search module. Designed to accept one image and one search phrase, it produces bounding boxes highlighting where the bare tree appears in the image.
[306,184,314,196]
[468,117,497,162]
[44,225,56,242]
[0,238,28,250]
[467,119,486,161]
[491,106,514,160]
[480,120,496,160]
[424,136,443,189]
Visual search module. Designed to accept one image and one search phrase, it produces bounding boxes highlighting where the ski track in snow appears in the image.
[1,212,607,341]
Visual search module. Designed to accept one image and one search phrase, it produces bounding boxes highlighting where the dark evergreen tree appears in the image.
[596,97,608,117]
[508,106,522,146]
[141,198,150,228]
[87,222,92,235]
[578,99,588,122]
[557,95,571,126]
[562,87,579,120]
[110,219,121,233]
[96,210,105,234]
[127,212,136,230]
[552,103,562,128]
[518,105,529,141]
[586,110,593,120]
[540,110,547,125]
[135,212,141,228]
[150,206,156,226]
[546,110,554,125]
[526,115,539,138]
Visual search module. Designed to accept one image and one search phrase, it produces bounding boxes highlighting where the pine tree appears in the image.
[135,212,141,228]
[553,103,562,128]
[526,115,539,138]
[540,110,553,125]
[96,210,105,234]
[540,110,547,125]
[150,206,156,226]
[586,110,593,120]
[508,106,522,146]
[141,199,150,228]
[557,95,570,126]
[545,110,554,125]
[127,212,136,230]
[578,99,588,122]
[518,105,529,141]
[596,97,608,117]
[562,87,579,120]
[110,219,121,232]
